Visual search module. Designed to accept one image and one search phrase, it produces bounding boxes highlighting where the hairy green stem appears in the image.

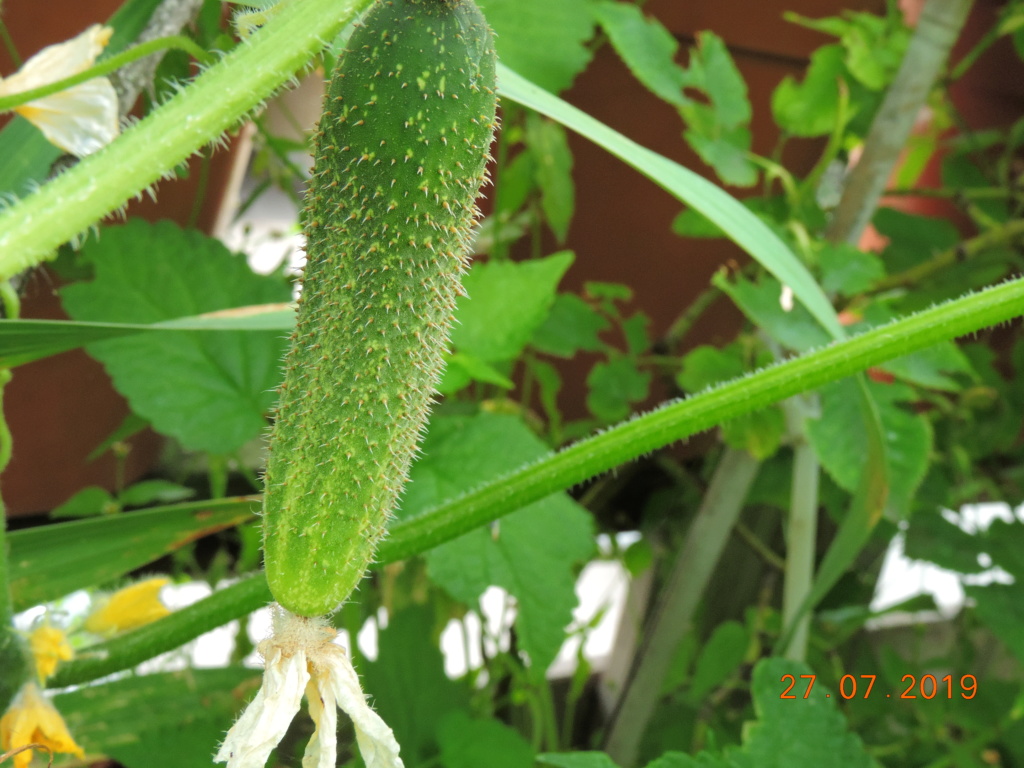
[825,0,975,244]
[50,273,1024,687]
[604,448,760,767]
[780,396,820,662]
[0,0,373,283]
[0,36,211,114]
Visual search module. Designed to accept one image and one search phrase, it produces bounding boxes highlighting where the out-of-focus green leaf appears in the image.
[772,45,848,137]
[531,293,610,357]
[807,378,930,518]
[438,352,515,394]
[687,621,749,703]
[8,496,258,610]
[677,344,745,393]
[476,0,594,93]
[438,711,536,768]
[362,605,470,766]
[721,408,786,461]
[873,208,960,272]
[118,479,197,507]
[592,1,686,107]
[50,487,117,519]
[587,356,651,421]
[452,251,574,363]
[0,303,293,368]
[715,273,832,353]
[526,114,575,242]
[60,220,292,454]
[741,658,874,767]
[58,667,256,768]
[818,242,885,297]
[399,413,594,676]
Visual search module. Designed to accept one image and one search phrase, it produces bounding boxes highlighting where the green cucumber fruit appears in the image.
[262,0,498,617]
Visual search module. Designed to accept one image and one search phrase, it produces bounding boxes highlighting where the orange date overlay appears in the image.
[780,674,978,700]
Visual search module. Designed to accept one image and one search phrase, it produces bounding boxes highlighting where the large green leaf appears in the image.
[8,496,258,611]
[451,251,574,363]
[58,667,256,768]
[400,413,594,676]
[807,378,931,518]
[476,0,594,93]
[60,220,292,454]
[0,303,293,368]
[496,65,845,342]
[740,658,874,768]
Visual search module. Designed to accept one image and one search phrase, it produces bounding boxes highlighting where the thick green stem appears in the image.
[603,448,760,767]
[48,273,1024,687]
[826,0,975,244]
[0,0,373,282]
[780,396,820,662]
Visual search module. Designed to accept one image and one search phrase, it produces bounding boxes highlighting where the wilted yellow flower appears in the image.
[0,683,84,768]
[0,24,119,156]
[27,625,73,681]
[84,577,171,635]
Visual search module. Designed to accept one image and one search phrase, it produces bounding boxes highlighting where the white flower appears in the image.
[215,608,403,768]
[779,283,794,312]
[0,24,119,156]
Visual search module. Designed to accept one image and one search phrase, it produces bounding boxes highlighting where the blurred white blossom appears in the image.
[0,24,119,156]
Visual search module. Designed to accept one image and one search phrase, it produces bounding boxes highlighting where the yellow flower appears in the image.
[0,683,84,768]
[84,577,171,636]
[27,625,73,681]
[0,24,119,156]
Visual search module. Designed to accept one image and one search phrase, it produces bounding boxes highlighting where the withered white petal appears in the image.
[301,677,338,768]
[214,644,309,768]
[0,24,119,156]
[319,644,404,768]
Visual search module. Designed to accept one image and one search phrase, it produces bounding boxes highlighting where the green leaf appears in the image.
[740,658,873,768]
[496,66,846,341]
[587,356,652,421]
[968,582,1024,666]
[671,208,727,239]
[401,413,595,675]
[592,1,687,106]
[807,378,931,518]
[438,352,515,394]
[721,408,786,461]
[531,293,610,357]
[476,0,594,93]
[880,342,975,392]
[8,496,257,611]
[526,114,576,242]
[818,242,885,297]
[539,753,622,768]
[0,304,294,369]
[873,207,960,272]
[60,220,292,454]
[623,312,651,355]
[687,621,750,703]
[57,667,255,768]
[772,45,848,138]
[715,273,833,353]
[452,251,574,362]
[677,344,745,393]
[685,121,757,188]
[362,605,470,765]
[119,479,197,507]
[645,753,729,768]
[438,711,536,768]
[51,487,117,519]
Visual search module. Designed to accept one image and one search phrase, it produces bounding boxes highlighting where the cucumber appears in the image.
[262,0,498,617]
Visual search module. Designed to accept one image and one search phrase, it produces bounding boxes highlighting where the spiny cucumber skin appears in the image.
[263,0,498,617]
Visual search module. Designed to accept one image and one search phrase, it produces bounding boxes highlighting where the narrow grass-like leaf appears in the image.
[8,496,258,611]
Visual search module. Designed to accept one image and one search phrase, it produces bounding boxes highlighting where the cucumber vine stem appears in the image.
[49,272,1024,688]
